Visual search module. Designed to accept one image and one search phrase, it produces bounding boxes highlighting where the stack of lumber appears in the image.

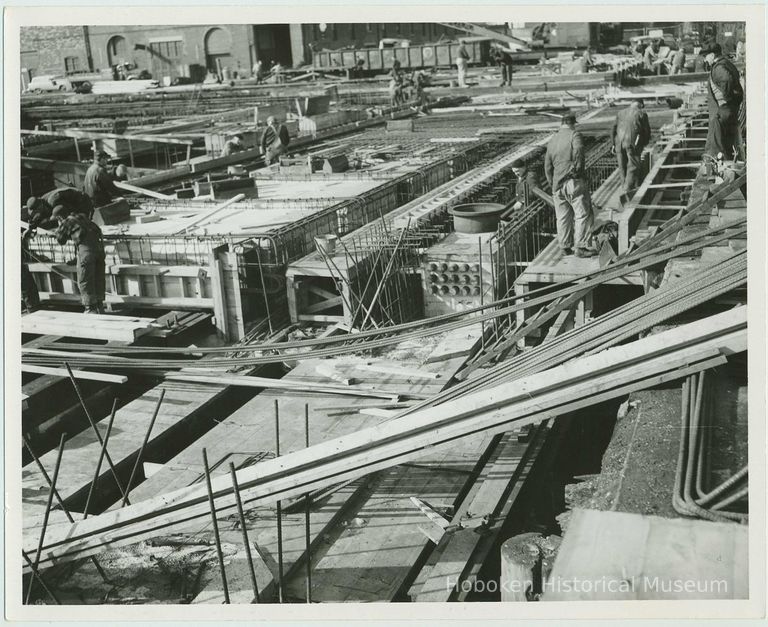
[22,307,746,571]
[22,311,156,343]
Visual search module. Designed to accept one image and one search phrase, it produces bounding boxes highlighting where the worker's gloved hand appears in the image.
[611,145,616,155]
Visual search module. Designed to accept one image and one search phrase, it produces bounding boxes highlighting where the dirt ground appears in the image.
[561,362,748,530]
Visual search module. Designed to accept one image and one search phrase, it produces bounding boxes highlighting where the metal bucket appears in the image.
[315,234,338,255]
[449,203,505,234]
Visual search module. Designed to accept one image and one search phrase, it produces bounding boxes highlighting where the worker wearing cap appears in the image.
[611,99,651,201]
[493,45,514,87]
[508,157,541,213]
[703,43,744,160]
[260,116,291,165]
[222,133,245,157]
[26,186,93,223]
[544,114,596,258]
[53,206,106,314]
[84,151,123,208]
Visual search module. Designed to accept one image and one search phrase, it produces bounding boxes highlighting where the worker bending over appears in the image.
[84,151,126,208]
[703,43,744,161]
[26,186,93,222]
[611,99,651,203]
[222,133,245,157]
[260,116,291,165]
[54,206,106,314]
[544,114,596,258]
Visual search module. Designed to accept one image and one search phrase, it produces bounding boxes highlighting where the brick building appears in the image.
[20,26,91,80]
[20,23,466,82]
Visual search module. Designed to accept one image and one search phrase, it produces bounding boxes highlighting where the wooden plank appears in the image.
[21,365,127,384]
[114,181,175,200]
[24,309,746,568]
[36,292,214,310]
[21,128,194,146]
[543,509,747,600]
[22,311,153,342]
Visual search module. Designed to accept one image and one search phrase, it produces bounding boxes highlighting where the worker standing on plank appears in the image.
[544,114,596,258]
[643,40,664,75]
[260,115,291,165]
[611,98,651,203]
[221,133,245,157]
[493,44,514,87]
[703,43,744,161]
[455,40,470,88]
[579,47,594,74]
[53,206,106,314]
[83,151,123,208]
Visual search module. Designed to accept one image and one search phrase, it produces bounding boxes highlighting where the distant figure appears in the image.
[53,206,106,314]
[544,114,596,258]
[693,50,708,73]
[388,60,404,107]
[350,57,366,79]
[722,35,736,58]
[222,133,245,157]
[260,116,290,165]
[735,36,745,62]
[493,45,514,86]
[252,59,264,83]
[643,40,665,75]
[272,61,285,84]
[455,40,470,87]
[579,47,594,73]
[83,150,123,208]
[703,43,744,160]
[611,99,651,201]
[411,69,429,114]
[670,43,686,75]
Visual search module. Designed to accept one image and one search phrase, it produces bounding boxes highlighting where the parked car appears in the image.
[25,75,73,93]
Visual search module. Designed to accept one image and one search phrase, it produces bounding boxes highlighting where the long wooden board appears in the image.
[22,308,746,569]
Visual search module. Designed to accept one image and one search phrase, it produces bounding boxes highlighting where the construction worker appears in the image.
[455,40,470,88]
[579,47,594,74]
[53,206,106,314]
[703,43,744,160]
[84,150,124,208]
[388,61,405,107]
[670,43,686,75]
[20,203,50,313]
[643,40,665,75]
[611,99,651,202]
[544,114,596,258]
[493,45,514,87]
[260,115,291,165]
[221,133,245,157]
[26,186,93,222]
[410,69,429,114]
[508,158,541,212]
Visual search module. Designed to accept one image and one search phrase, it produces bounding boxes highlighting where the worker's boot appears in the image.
[574,247,598,258]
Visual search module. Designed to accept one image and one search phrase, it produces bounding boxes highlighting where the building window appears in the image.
[149,40,182,59]
[331,24,337,41]
[366,23,372,33]
[64,56,80,72]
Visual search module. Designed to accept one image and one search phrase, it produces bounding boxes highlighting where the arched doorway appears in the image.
[107,35,127,67]
[204,27,233,75]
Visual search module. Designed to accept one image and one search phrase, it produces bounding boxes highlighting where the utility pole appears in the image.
[83,26,94,72]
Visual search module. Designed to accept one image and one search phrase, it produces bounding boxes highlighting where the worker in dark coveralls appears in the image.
[260,116,291,165]
[509,158,541,211]
[702,43,744,160]
[53,206,106,314]
[544,114,596,258]
[26,187,93,221]
[20,202,54,313]
[611,99,651,201]
[84,151,123,208]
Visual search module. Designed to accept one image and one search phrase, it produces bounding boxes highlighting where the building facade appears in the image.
[20,26,90,79]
